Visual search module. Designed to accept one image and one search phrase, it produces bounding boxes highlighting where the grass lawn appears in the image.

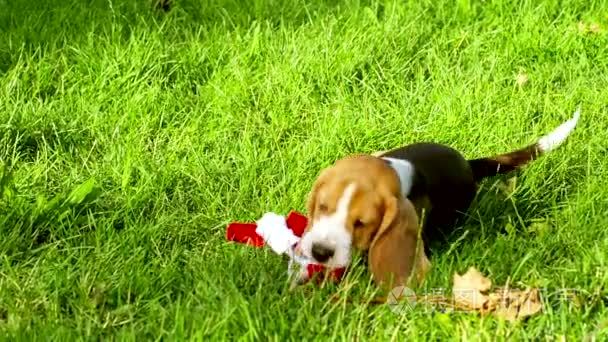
[1,0,608,339]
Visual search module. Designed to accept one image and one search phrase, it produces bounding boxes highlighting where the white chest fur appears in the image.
[381,157,415,197]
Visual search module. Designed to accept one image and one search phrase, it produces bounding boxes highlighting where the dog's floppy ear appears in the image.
[368,192,419,290]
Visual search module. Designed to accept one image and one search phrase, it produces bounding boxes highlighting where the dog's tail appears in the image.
[468,108,581,182]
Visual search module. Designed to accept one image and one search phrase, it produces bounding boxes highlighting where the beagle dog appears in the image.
[299,110,580,290]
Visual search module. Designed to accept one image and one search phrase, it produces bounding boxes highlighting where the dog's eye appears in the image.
[318,203,328,212]
[353,219,365,229]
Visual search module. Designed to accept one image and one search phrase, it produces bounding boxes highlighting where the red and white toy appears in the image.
[226,211,346,285]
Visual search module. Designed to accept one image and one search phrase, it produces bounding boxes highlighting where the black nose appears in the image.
[311,243,334,263]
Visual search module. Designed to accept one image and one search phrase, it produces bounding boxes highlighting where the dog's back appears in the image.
[378,109,581,251]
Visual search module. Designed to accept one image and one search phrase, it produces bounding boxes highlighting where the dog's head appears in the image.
[299,155,420,288]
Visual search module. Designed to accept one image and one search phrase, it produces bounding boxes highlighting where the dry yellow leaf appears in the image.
[515,73,529,87]
[578,21,603,34]
[452,267,492,309]
[589,23,602,34]
[578,21,588,33]
[451,268,542,321]
[516,289,543,317]
[488,287,542,321]
[389,267,544,321]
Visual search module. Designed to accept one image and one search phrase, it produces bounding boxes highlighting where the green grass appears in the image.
[1,0,608,339]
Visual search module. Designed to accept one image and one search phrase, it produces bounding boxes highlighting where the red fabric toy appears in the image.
[226,211,346,284]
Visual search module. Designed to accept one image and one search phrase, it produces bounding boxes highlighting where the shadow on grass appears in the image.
[425,163,585,259]
[0,0,384,73]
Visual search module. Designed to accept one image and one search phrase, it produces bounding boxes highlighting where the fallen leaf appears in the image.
[388,267,544,321]
[516,289,543,317]
[488,287,542,321]
[453,267,492,309]
[515,73,528,87]
[578,21,588,33]
[451,268,543,321]
[577,21,603,34]
[589,23,602,34]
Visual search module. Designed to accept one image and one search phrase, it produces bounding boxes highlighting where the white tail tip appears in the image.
[537,108,581,152]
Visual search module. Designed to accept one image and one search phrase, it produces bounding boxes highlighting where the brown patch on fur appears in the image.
[469,143,541,181]
[368,194,419,289]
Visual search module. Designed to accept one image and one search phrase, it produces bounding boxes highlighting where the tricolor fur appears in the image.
[301,109,581,290]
